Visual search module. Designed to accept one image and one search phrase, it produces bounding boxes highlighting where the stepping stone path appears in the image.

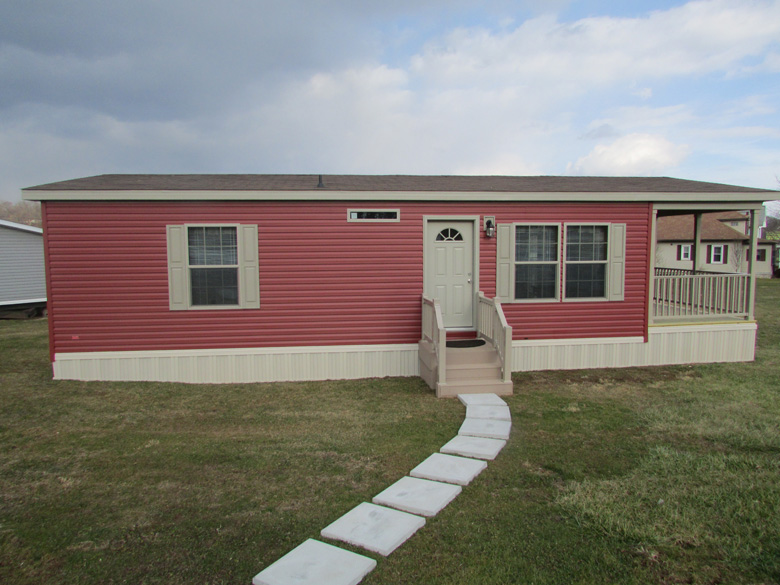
[410,452,487,486]
[251,392,511,585]
[320,502,425,556]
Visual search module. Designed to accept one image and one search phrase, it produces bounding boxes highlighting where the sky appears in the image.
[1,0,779,208]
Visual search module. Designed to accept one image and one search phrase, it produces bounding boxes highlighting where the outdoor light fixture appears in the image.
[484,216,496,238]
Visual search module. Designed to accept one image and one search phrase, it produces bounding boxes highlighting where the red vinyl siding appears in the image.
[42,200,650,355]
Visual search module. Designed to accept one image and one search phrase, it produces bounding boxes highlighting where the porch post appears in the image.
[693,212,703,273]
[648,207,658,328]
[747,209,758,320]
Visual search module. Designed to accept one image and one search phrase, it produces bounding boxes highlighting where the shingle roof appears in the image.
[24,174,773,193]
[707,211,749,221]
[657,214,751,241]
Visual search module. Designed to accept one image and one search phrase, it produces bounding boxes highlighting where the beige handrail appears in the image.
[421,295,447,385]
[476,292,512,383]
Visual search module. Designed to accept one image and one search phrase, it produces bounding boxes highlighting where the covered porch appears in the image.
[650,204,764,325]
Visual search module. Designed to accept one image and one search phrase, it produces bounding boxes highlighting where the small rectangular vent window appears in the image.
[348,209,400,222]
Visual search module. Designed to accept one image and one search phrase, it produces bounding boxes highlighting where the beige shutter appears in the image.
[496,223,514,302]
[608,223,626,302]
[239,224,260,309]
[167,225,189,310]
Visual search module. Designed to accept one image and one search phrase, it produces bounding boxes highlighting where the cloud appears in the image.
[409,0,780,88]
[568,134,690,175]
[3,0,780,200]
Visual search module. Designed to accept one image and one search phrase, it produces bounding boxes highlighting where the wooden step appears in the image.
[436,379,513,398]
[446,361,502,382]
[446,344,499,365]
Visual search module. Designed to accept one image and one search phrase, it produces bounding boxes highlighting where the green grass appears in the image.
[2,280,779,584]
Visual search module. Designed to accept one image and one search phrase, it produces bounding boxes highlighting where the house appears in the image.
[22,175,774,396]
[0,219,47,315]
[655,212,774,278]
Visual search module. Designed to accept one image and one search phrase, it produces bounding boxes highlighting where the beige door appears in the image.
[425,220,475,328]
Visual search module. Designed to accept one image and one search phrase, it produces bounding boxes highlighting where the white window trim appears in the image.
[512,223,561,303]
[679,244,692,260]
[347,209,400,222]
[709,244,726,264]
[166,223,260,311]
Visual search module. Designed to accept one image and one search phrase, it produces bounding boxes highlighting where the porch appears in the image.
[651,204,763,325]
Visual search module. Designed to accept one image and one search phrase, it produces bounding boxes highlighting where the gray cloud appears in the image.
[2,0,779,202]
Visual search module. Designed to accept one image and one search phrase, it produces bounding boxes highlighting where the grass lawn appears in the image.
[1,280,779,584]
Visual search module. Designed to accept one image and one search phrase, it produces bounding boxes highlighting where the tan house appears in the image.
[655,212,774,278]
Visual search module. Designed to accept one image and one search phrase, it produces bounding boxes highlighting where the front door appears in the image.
[425,220,475,328]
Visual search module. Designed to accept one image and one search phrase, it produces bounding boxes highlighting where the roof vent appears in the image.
[317,175,325,188]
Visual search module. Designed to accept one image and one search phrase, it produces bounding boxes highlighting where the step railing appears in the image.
[652,272,750,320]
[476,292,513,383]
[421,295,447,386]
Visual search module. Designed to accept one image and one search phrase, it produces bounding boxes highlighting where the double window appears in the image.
[166,224,260,310]
[497,222,625,302]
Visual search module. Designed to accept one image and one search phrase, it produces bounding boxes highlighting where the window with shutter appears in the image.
[496,222,626,303]
[166,224,260,310]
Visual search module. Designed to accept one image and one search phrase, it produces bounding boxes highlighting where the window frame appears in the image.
[677,244,692,261]
[166,223,260,311]
[347,209,400,222]
[749,248,767,262]
[512,223,561,303]
[709,244,726,265]
[496,222,625,304]
[562,223,610,302]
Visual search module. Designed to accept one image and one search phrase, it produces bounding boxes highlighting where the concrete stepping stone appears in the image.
[320,502,425,556]
[459,417,512,440]
[252,538,376,585]
[441,435,506,460]
[410,452,487,486]
[458,393,507,407]
[372,476,461,517]
[466,404,511,421]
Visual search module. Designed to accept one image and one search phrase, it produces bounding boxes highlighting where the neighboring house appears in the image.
[23,175,774,395]
[655,212,774,278]
[0,219,47,313]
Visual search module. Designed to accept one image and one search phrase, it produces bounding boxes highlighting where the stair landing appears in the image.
[419,338,513,398]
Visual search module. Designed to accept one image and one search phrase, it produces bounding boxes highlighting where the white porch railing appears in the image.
[421,295,447,385]
[476,292,513,383]
[652,270,750,321]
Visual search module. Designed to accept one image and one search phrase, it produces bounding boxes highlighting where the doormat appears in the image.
[446,339,486,348]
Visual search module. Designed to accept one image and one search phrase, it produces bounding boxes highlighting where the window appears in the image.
[514,225,559,300]
[565,225,608,299]
[348,209,400,222]
[496,222,626,303]
[166,224,259,310]
[677,244,692,261]
[708,244,727,264]
[436,227,464,242]
[748,248,767,262]
[188,227,239,306]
